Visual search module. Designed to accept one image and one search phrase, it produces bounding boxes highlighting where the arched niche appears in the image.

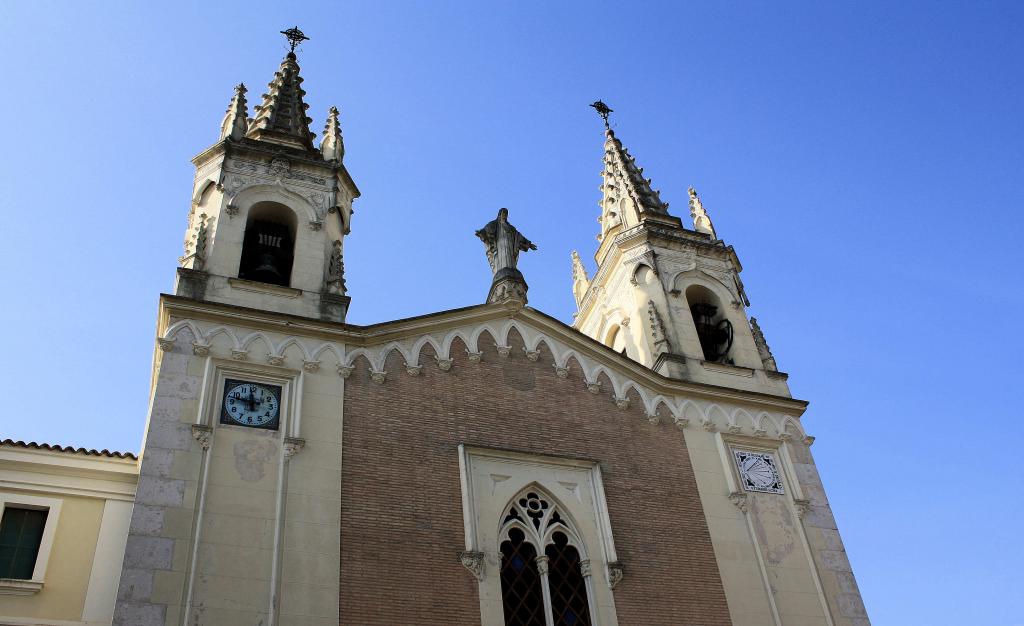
[633,264,655,286]
[602,318,637,361]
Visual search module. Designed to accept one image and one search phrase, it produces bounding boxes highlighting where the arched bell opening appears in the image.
[604,324,634,360]
[238,202,297,287]
[685,284,734,364]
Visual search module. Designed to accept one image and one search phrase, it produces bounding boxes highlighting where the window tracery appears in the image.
[499,489,594,626]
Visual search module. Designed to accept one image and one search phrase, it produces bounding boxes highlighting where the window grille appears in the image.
[500,528,546,626]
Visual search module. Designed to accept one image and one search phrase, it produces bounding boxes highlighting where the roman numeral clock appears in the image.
[220,379,282,430]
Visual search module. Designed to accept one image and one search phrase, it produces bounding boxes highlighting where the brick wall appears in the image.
[340,329,732,625]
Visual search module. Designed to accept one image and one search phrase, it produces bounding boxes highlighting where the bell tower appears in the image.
[573,103,789,395]
[176,28,359,322]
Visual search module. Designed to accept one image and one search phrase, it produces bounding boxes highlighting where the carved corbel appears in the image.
[646,412,660,425]
[779,432,794,443]
[436,357,453,372]
[553,365,569,379]
[225,204,239,218]
[729,491,748,514]
[192,342,211,357]
[701,418,717,432]
[157,337,175,351]
[308,220,323,231]
[191,424,213,450]
[336,364,354,379]
[283,437,306,459]
[534,555,550,576]
[459,550,485,581]
[467,350,483,363]
[673,416,690,430]
[524,349,541,362]
[753,428,767,438]
[303,360,321,373]
[579,559,592,578]
[369,370,386,384]
[803,435,816,446]
[793,498,811,520]
[231,349,249,361]
[728,424,743,434]
[495,345,512,358]
[405,363,422,376]
[267,354,285,366]
[586,381,602,394]
[607,562,624,589]
[613,396,630,410]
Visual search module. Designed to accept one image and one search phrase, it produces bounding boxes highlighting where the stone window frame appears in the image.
[196,358,302,438]
[457,445,621,626]
[0,493,63,595]
[713,432,807,507]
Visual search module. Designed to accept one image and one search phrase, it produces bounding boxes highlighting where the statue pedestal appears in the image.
[487,273,528,305]
[175,267,208,300]
[320,293,351,323]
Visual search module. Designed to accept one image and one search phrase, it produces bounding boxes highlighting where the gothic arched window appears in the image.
[499,489,594,626]
[238,202,297,287]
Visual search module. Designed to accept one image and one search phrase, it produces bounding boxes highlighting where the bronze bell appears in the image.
[239,219,294,287]
[250,252,284,283]
[691,303,734,362]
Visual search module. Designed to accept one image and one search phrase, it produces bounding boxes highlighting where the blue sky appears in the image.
[1,2,1022,624]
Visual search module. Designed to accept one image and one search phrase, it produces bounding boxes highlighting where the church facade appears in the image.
[109,34,870,626]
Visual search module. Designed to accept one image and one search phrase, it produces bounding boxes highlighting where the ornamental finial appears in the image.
[280,26,309,52]
[590,100,613,128]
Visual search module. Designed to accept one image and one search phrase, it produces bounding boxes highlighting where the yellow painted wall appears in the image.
[0,492,104,621]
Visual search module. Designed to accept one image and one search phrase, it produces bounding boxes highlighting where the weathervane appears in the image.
[280,26,309,52]
[590,100,613,128]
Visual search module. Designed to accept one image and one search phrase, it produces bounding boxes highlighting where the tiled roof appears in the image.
[0,439,138,460]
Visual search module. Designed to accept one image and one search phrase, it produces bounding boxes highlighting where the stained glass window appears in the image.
[0,507,47,580]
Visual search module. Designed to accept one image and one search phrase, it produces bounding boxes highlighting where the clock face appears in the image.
[220,379,281,430]
[733,450,784,494]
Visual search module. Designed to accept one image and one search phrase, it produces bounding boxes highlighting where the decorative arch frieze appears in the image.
[157,317,807,441]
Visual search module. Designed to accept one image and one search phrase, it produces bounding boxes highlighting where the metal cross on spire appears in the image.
[590,100,613,128]
[280,26,310,52]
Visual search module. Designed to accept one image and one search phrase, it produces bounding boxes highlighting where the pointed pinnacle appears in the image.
[320,106,345,162]
[220,82,249,141]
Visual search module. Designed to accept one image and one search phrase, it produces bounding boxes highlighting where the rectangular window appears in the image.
[0,507,48,579]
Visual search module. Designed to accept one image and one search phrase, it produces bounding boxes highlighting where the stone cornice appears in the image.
[190,139,361,199]
[157,295,808,415]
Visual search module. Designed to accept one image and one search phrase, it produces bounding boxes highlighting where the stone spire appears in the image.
[688,186,717,239]
[597,126,670,240]
[320,106,345,162]
[246,52,316,151]
[220,84,249,141]
[571,250,590,307]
